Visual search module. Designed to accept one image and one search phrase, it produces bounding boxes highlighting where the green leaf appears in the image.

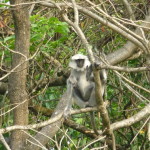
[4,35,14,42]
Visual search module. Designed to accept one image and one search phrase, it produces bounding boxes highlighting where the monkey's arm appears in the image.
[64,76,77,116]
[67,74,77,87]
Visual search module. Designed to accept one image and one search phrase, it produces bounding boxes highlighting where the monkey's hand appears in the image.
[68,76,77,87]
[94,62,101,69]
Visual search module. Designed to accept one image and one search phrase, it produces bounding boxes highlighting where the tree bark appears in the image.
[9,0,30,149]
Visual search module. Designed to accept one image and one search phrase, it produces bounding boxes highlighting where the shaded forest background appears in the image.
[0,0,150,150]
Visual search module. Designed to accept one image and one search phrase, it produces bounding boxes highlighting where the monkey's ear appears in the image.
[69,60,77,69]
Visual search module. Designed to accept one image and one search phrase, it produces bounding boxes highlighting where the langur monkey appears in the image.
[67,54,107,107]
[66,54,107,135]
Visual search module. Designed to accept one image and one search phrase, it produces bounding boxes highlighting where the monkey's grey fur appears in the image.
[67,54,107,108]
[66,54,107,135]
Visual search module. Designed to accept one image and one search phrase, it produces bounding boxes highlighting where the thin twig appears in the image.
[130,116,150,144]
[0,134,11,150]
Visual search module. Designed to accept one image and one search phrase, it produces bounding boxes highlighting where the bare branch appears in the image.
[82,136,106,150]
[0,110,63,134]
[130,116,150,144]
[122,0,135,20]
[24,90,68,149]
[71,0,79,25]
[0,41,27,60]
[99,65,149,72]
[0,101,149,136]
[111,103,150,130]
[41,1,150,53]
[0,1,46,7]
[115,71,150,94]
[64,119,98,138]
[85,0,148,52]
[60,1,116,148]
[0,134,11,150]
[61,2,95,63]
[0,45,39,81]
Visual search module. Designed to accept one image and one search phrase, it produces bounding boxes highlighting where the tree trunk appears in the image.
[9,0,30,149]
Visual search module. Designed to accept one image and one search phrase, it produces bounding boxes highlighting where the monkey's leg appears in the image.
[64,81,74,117]
[73,87,89,108]
[73,94,88,108]
[84,86,94,102]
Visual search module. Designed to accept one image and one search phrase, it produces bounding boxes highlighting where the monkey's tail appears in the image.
[90,112,99,135]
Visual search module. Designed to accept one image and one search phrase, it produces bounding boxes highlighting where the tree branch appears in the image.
[111,103,150,130]
[122,0,135,20]
[98,65,150,72]
[41,1,150,53]
[0,134,11,150]
[61,1,116,148]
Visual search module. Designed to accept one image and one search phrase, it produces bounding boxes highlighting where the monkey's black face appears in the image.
[76,59,85,68]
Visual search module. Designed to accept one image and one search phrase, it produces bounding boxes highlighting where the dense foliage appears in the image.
[0,0,149,149]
